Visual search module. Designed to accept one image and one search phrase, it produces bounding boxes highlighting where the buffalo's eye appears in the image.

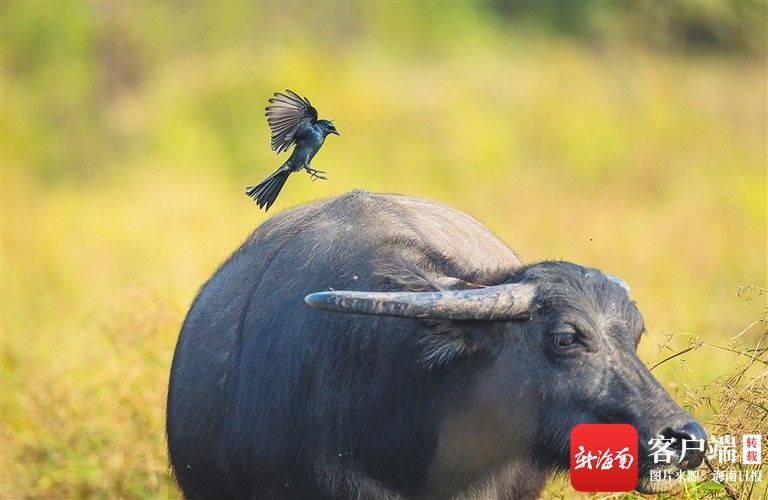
[554,330,579,348]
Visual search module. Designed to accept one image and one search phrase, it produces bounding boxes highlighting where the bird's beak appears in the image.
[331,129,340,136]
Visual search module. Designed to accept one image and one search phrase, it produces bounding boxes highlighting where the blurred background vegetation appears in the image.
[2,1,766,498]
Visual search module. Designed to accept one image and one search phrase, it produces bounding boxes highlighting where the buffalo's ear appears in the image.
[417,318,510,369]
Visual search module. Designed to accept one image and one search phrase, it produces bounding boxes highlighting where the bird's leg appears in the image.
[304,165,328,181]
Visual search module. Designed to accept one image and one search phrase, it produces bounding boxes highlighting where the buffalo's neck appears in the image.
[420,356,547,498]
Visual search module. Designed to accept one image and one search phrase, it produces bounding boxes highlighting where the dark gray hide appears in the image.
[167,191,705,499]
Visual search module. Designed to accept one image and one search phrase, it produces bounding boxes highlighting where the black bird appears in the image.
[245,90,339,211]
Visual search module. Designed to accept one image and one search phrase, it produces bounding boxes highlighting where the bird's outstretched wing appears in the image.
[265,90,318,154]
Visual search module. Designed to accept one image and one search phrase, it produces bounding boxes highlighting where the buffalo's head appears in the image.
[305,260,706,493]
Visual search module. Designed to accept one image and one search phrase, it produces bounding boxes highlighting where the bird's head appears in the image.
[317,120,340,137]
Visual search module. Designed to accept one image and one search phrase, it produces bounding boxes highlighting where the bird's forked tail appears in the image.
[245,167,291,211]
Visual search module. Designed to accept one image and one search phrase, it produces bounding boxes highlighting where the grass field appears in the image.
[2,3,766,498]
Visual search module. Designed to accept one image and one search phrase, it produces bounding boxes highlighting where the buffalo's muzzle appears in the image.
[655,421,708,469]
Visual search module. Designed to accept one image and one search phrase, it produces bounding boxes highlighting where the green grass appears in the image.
[2,3,766,498]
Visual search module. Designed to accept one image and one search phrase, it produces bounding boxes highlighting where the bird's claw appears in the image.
[306,168,328,181]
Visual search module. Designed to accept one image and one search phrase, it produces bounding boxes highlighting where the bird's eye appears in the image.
[554,331,578,348]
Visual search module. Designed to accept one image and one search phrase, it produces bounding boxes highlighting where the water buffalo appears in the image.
[166,190,706,499]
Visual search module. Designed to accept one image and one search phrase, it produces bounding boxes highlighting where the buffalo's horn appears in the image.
[304,283,536,320]
[603,273,630,294]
